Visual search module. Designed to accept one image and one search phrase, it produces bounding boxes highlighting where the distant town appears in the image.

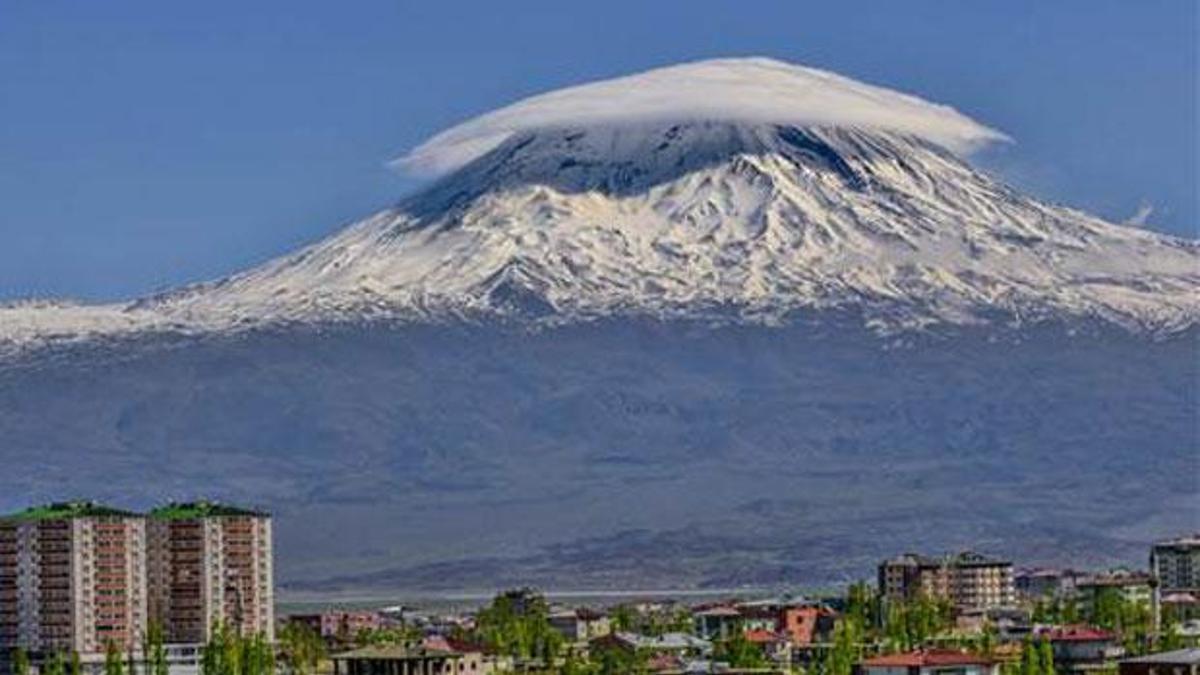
[1,501,1197,675]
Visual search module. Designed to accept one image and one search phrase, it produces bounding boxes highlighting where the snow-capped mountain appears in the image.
[2,58,1196,353]
[3,59,1197,590]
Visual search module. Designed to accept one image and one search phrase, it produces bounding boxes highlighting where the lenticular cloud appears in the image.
[398,57,1009,175]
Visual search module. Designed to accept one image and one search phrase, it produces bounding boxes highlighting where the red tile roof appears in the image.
[862,650,995,667]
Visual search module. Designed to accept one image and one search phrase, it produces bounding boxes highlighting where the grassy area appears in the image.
[0,500,140,522]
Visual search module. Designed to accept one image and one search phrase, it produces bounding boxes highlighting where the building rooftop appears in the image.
[1153,534,1200,549]
[694,606,741,617]
[1076,569,1153,588]
[0,500,140,522]
[1120,649,1200,665]
[1039,625,1116,642]
[611,631,711,651]
[884,551,1011,568]
[862,650,995,668]
[149,500,268,520]
[332,646,461,661]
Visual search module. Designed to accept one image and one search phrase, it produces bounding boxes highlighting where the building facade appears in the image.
[1075,569,1154,616]
[146,502,274,645]
[0,502,147,660]
[879,551,1014,611]
[1153,536,1200,594]
[288,610,383,642]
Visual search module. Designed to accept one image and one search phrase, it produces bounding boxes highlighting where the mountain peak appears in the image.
[139,121,1196,336]
[398,57,1008,175]
[1,64,1196,354]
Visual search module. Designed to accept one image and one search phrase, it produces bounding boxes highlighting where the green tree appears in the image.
[473,589,564,663]
[70,652,83,675]
[822,616,863,675]
[1037,639,1056,675]
[716,630,767,668]
[104,641,126,675]
[609,605,636,632]
[279,621,326,675]
[44,651,67,675]
[142,622,169,675]
[591,643,648,675]
[201,621,275,675]
[846,582,879,630]
[11,648,30,675]
[1159,620,1184,652]
[883,593,953,652]
[1018,637,1041,675]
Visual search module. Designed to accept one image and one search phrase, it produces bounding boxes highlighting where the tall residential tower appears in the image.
[0,502,147,660]
[146,502,274,644]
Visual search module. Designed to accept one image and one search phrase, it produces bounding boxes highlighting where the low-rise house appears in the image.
[288,610,384,642]
[1039,625,1124,671]
[858,649,1000,675]
[1016,569,1085,600]
[694,606,743,640]
[422,636,509,674]
[1163,593,1200,622]
[1118,648,1200,675]
[744,629,792,666]
[592,631,712,659]
[732,597,836,646]
[1076,570,1154,612]
[549,607,612,642]
[955,608,1031,639]
[331,644,465,675]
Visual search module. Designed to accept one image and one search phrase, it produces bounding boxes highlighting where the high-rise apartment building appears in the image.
[1151,534,1200,593]
[0,502,147,659]
[146,502,274,645]
[879,551,1014,611]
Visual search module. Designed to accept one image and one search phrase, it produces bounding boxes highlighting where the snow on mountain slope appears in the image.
[1,58,1196,352]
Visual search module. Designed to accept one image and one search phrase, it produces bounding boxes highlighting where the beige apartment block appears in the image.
[879,551,1014,611]
[146,502,274,645]
[0,502,148,659]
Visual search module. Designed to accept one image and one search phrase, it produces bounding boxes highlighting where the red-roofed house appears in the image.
[744,629,792,665]
[1038,625,1123,669]
[859,650,999,675]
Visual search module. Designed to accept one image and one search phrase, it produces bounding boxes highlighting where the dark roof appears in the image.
[1040,626,1116,642]
[332,646,462,661]
[1120,649,1200,665]
[575,607,608,621]
[149,500,268,520]
[1,501,141,522]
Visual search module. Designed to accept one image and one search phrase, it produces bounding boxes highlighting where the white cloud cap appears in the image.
[399,57,1009,176]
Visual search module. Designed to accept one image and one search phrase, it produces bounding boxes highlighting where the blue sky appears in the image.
[1,1,1195,302]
